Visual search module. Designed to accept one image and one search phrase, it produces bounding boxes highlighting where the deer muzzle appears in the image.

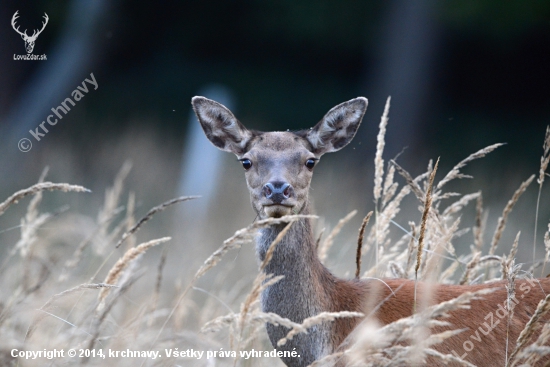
[261,181,295,218]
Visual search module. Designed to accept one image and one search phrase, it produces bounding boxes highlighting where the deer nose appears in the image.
[263,182,292,204]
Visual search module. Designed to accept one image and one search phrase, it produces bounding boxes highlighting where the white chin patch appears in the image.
[263,205,292,218]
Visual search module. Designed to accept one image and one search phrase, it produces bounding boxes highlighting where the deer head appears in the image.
[12,11,49,54]
[192,96,368,219]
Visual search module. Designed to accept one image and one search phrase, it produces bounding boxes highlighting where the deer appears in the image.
[11,10,49,54]
[192,96,550,367]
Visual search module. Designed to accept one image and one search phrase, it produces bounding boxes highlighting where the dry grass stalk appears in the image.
[319,210,357,263]
[277,311,364,347]
[344,289,491,367]
[415,157,439,280]
[542,224,550,276]
[96,162,131,253]
[24,167,49,226]
[86,269,144,354]
[489,175,534,255]
[101,161,131,217]
[509,293,550,365]
[391,160,424,201]
[406,330,467,365]
[307,351,345,367]
[413,158,439,314]
[534,126,550,265]
[198,215,313,280]
[389,261,406,278]
[367,185,410,274]
[315,227,326,250]
[459,251,481,285]
[537,126,550,186]
[404,222,417,277]
[424,347,477,367]
[25,283,116,340]
[148,249,167,327]
[379,185,411,241]
[125,191,136,250]
[501,232,520,280]
[201,313,236,334]
[382,164,398,208]
[436,143,504,191]
[98,237,171,310]
[442,192,480,217]
[439,257,461,283]
[245,274,283,311]
[260,222,294,272]
[356,212,373,278]
[115,195,199,248]
[200,275,283,345]
[0,182,90,216]
[374,96,391,203]
[58,206,125,282]
[421,216,460,282]
[504,261,521,363]
[474,192,485,251]
[437,215,461,258]
[518,323,550,366]
[15,212,51,258]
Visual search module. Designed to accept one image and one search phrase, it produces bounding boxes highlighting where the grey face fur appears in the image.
[192,96,368,219]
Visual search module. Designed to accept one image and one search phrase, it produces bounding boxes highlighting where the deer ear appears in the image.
[192,96,253,155]
[306,97,368,155]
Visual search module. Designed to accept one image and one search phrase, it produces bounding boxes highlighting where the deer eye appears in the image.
[241,159,252,170]
[305,159,316,170]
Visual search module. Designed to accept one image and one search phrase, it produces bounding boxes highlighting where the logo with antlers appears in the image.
[11,10,49,54]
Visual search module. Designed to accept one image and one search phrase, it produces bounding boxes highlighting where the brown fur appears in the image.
[329,276,550,366]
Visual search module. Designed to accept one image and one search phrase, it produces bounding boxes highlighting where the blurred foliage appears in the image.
[441,0,550,41]
[3,0,549,178]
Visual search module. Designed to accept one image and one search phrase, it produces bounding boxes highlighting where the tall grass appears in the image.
[1,106,549,367]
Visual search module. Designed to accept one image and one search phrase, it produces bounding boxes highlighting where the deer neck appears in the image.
[256,204,335,364]
[256,205,327,297]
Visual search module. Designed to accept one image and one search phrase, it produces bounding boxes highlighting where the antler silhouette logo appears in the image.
[11,10,49,54]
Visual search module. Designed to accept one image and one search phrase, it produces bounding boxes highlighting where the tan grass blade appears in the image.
[374,96,391,203]
[414,157,439,312]
[542,224,550,276]
[415,158,439,279]
[489,175,534,255]
[356,212,373,278]
[382,164,398,208]
[25,283,116,340]
[391,160,424,201]
[97,237,171,310]
[474,192,485,251]
[509,293,550,365]
[517,323,550,365]
[319,210,357,263]
[277,311,364,347]
[115,196,199,248]
[442,192,480,217]
[0,182,90,216]
[534,126,550,267]
[436,143,504,191]
[459,251,481,285]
